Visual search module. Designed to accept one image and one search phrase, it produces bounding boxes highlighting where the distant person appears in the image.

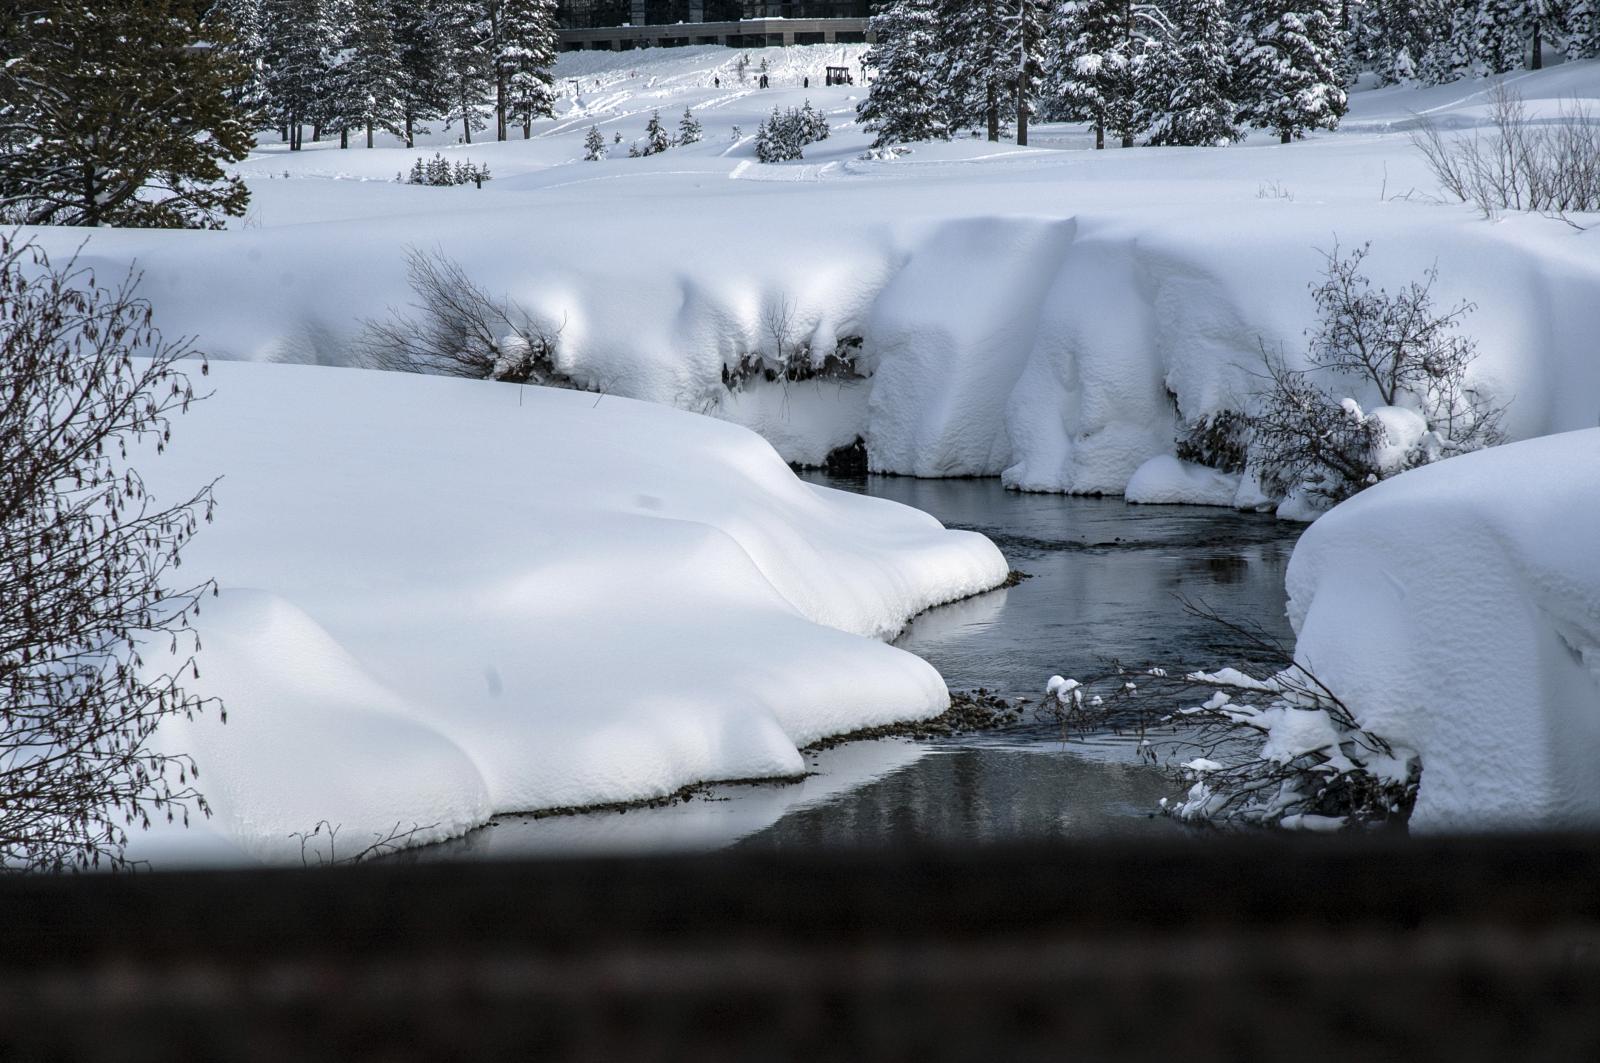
[714,76,720,87]
[803,76,809,88]
[759,73,768,89]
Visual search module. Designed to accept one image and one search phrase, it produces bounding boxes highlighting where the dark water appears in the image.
[419,475,1303,860]
[726,474,1304,851]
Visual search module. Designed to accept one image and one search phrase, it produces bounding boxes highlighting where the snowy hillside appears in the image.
[30,45,1600,498]
[129,362,1006,864]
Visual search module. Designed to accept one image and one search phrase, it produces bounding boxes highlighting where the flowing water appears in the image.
[420,474,1304,860]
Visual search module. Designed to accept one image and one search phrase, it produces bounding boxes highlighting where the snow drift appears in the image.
[133,361,1006,864]
[1286,429,1600,831]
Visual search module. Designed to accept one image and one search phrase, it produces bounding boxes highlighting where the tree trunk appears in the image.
[1531,24,1543,70]
[280,125,288,143]
[367,121,374,149]
[1121,134,1132,148]
[312,122,321,143]
[405,113,415,149]
[987,83,999,142]
[1095,119,1104,150]
[523,115,531,139]
[497,77,508,141]
[463,99,473,144]
[82,161,98,227]
[1281,130,1292,145]
[340,127,348,149]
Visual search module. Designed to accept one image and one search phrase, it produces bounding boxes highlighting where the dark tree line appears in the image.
[861,1,1600,150]
[207,0,560,149]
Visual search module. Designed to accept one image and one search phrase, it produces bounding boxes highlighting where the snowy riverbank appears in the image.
[130,362,1006,865]
[26,47,1600,504]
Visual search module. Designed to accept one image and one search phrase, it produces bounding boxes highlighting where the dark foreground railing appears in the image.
[3,832,1599,1061]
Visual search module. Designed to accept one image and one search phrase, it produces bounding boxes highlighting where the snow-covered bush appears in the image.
[1175,409,1250,474]
[1042,620,1419,831]
[754,102,830,163]
[1245,244,1505,508]
[356,248,576,387]
[1412,84,1600,217]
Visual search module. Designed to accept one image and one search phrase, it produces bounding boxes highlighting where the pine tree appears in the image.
[433,0,492,144]
[1008,0,1051,146]
[1419,1,1477,82]
[1137,0,1241,145]
[491,0,558,140]
[858,0,956,146]
[204,0,273,119]
[328,0,405,148]
[584,124,607,159]
[1048,0,1144,149]
[1234,1,1348,143]
[944,0,1011,140]
[1569,0,1600,57]
[0,0,254,227]
[644,110,672,154]
[392,0,449,147]
[678,108,703,145]
[260,0,337,150]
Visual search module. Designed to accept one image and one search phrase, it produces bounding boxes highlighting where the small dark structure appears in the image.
[825,65,853,87]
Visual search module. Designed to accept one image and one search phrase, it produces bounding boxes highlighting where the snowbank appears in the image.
[1286,429,1600,830]
[1124,455,1242,507]
[132,362,1006,864]
[26,51,1600,503]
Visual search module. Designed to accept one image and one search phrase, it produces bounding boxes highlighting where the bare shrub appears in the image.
[1,232,220,871]
[291,819,437,867]
[1411,84,1600,219]
[1247,243,1505,506]
[356,248,573,386]
[1041,603,1419,831]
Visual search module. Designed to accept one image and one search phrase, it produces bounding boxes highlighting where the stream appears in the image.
[418,474,1304,859]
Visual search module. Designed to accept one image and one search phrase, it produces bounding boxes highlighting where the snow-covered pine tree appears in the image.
[204,0,273,121]
[1419,1,1478,82]
[1137,0,1241,145]
[392,0,449,147]
[858,0,956,146]
[0,0,254,227]
[943,0,1011,140]
[678,107,704,145]
[491,0,558,140]
[329,0,405,148]
[799,101,830,142]
[584,124,607,159]
[1568,0,1600,57]
[1355,0,1442,84]
[1047,0,1144,149]
[1233,0,1348,143]
[644,109,672,154]
[433,0,492,144]
[260,0,337,150]
[1472,0,1522,73]
[1008,0,1050,145]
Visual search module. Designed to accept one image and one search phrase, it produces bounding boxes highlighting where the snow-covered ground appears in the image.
[1288,428,1600,832]
[129,362,1005,864]
[30,45,1600,495]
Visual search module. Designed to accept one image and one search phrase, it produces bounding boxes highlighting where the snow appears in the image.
[1124,455,1241,507]
[1286,428,1600,831]
[129,361,1006,864]
[21,46,1600,500]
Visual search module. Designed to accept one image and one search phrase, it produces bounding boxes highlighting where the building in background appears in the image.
[557,2,877,51]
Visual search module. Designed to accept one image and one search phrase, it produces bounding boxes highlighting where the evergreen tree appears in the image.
[644,109,672,154]
[392,0,449,147]
[1419,1,1478,82]
[1234,1,1348,143]
[858,0,957,146]
[1568,0,1600,57]
[329,0,405,148]
[433,0,492,144]
[584,124,607,159]
[260,0,337,150]
[204,0,273,118]
[678,108,704,145]
[1137,0,1241,145]
[0,0,254,227]
[1048,0,1144,149]
[1009,0,1051,146]
[944,0,1012,140]
[491,0,558,140]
